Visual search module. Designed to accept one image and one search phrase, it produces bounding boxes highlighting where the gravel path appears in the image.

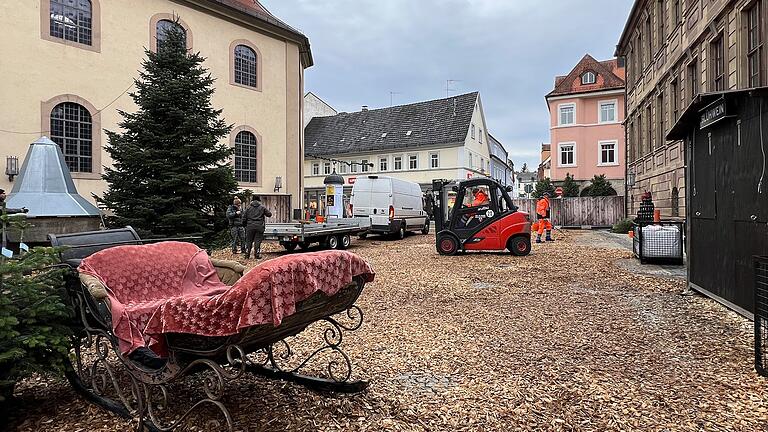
[10,230,768,431]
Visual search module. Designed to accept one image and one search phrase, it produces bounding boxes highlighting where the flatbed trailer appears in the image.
[264,218,371,251]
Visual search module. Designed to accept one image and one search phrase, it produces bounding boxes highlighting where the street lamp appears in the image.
[6,156,18,182]
[626,171,636,187]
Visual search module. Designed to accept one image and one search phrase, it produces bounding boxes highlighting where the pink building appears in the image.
[545,54,626,195]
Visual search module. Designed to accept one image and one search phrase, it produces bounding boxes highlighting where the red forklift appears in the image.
[432,178,532,256]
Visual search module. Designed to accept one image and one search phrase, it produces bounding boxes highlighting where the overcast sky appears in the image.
[261,0,634,171]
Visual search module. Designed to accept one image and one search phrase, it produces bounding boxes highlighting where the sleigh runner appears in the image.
[51,227,374,431]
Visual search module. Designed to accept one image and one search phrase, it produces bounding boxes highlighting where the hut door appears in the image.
[691,130,717,219]
[734,98,768,223]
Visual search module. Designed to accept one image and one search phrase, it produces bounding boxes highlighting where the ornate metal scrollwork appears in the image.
[253,305,366,385]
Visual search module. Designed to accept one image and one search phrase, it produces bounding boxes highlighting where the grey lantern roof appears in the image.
[6,137,101,217]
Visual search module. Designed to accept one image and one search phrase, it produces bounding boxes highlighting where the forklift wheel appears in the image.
[437,235,459,256]
[508,236,531,256]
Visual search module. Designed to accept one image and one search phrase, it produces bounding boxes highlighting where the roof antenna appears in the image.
[446,79,461,98]
[389,91,402,107]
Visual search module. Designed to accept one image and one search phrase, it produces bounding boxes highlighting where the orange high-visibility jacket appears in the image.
[472,191,490,207]
[536,197,550,218]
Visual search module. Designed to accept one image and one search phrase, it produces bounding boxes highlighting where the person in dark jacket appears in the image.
[226,197,245,254]
[0,189,28,215]
[242,196,272,259]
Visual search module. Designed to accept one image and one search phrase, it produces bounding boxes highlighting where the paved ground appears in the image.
[9,230,768,431]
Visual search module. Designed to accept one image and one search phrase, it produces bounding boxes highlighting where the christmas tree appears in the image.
[562,173,580,197]
[586,174,617,197]
[532,177,556,198]
[98,21,237,238]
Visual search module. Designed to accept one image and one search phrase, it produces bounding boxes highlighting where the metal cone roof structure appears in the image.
[7,136,101,217]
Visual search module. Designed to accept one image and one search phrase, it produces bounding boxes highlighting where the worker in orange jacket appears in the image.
[535,193,553,243]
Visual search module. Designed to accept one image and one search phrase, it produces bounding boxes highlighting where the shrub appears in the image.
[612,218,634,233]
[562,173,580,197]
[532,177,556,199]
[585,174,617,197]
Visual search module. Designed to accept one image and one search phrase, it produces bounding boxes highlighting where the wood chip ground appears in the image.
[10,231,768,431]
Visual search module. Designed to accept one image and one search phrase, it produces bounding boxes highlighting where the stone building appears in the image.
[616,0,765,217]
[0,0,312,208]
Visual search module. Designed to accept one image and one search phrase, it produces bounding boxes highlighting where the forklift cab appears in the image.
[432,178,531,256]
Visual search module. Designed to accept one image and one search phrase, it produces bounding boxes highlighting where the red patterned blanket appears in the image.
[78,242,374,356]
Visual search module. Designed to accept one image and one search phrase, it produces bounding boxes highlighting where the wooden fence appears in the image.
[512,196,625,228]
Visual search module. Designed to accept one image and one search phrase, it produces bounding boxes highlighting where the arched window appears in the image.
[50,102,93,173]
[156,19,186,51]
[581,71,596,85]
[50,0,92,46]
[234,45,258,87]
[235,131,258,183]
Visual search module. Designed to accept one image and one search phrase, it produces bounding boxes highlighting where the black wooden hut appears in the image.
[667,87,768,317]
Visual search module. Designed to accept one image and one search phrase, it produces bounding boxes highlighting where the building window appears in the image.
[50,0,92,46]
[234,44,258,88]
[657,0,666,47]
[351,162,358,173]
[637,111,644,157]
[361,159,369,173]
[312,162,320,176]
[638,32,644,70]
[747,2,763,88]
[234,131,257,183]
[479,129,483,144]
[671,77,680,121]
[646,104,653,154]
[156,19,186,51]
[468,152,473,168]
[323,162,331,175]
[645,16,652,67]
[581,71,596,85]
[599,141,618,165]
[657,92,665,150]
[558,143,575,167]
[338,162,348,174]
[558,104,575,125]
[599,101,617,123]
[711,35,725,91]
[688,59,699,99]
[480,157,485,172]
[379,157,388,172]
[430,152,439,168]
[628,121,635,161]
[50,102,93,173]
[471,124,476,139]
[394,155,403,170]
[408,154,418,170]
[673,0,681,26]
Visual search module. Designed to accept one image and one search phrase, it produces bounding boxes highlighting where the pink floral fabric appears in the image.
[78,242,374,356]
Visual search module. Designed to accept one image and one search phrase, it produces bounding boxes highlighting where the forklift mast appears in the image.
[431,179,452,232]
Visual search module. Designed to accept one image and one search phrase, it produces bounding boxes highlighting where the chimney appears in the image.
[361,105,369,112]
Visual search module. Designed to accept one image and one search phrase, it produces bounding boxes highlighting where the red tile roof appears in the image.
[547,54,625,98]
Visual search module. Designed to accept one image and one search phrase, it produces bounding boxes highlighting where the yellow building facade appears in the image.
[0,0,311,208]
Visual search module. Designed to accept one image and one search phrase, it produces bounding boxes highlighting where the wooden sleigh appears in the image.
[50,227,371,431]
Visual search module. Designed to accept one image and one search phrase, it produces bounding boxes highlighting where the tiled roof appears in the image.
[304,92,479,157]
[547,54,625,98]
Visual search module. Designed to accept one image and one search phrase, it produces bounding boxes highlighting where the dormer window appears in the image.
[581,71,596,85]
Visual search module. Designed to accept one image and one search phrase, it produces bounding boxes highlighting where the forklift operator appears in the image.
[471,188,490,207]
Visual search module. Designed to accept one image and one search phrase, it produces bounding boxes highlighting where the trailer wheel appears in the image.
[339,234,352,249]
[326,235,340,250]
[421,219,430,235]
[437,234,459,256]
[508,236,531,256]
[282,242,298,252]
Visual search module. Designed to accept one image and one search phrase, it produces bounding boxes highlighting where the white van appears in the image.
[351,175,430,239]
